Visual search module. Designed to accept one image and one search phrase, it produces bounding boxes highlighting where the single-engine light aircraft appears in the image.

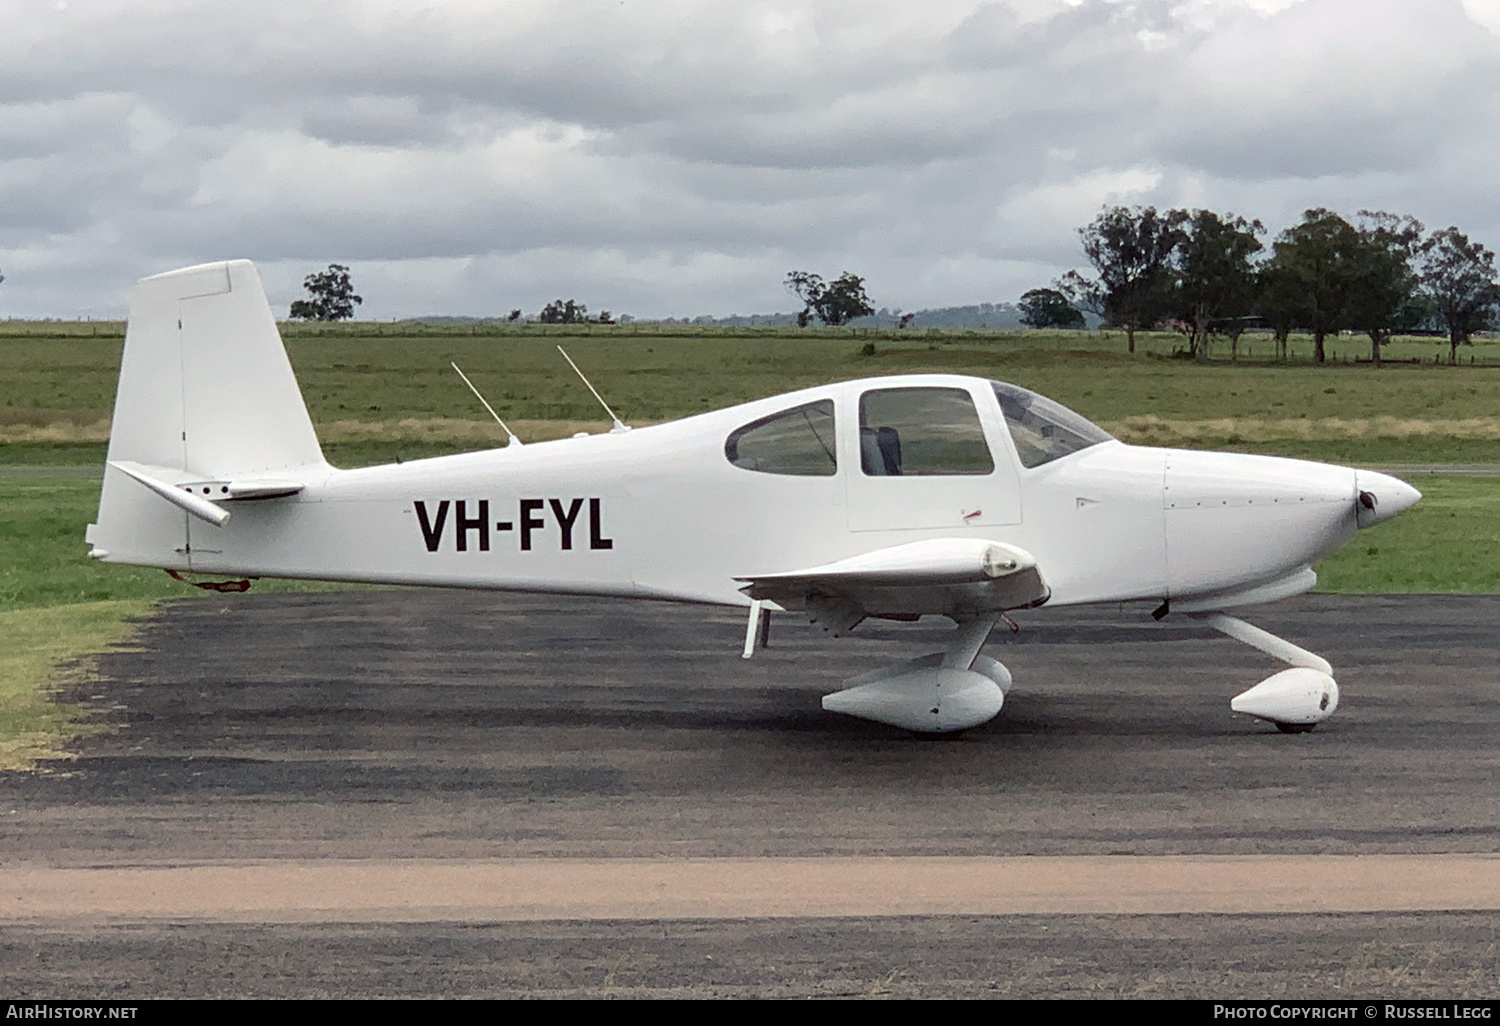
[88,261,1421,734]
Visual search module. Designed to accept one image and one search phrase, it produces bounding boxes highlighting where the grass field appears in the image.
[2,322,1497,765]
[0,600,146,769]
[5,324,1500,467]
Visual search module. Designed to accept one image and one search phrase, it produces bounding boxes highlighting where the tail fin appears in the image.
[105,260,325,475]
[88,260,328,567]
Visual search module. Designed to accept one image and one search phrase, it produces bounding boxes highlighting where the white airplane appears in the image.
[87,261,1420,735]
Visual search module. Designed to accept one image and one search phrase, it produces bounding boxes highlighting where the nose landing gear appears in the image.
[1190,612,1339,733]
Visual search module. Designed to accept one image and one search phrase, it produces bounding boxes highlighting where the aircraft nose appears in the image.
[1354,470,1421,528]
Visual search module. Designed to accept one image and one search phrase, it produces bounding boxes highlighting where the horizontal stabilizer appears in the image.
[110,461,231,527]
[109,462,309,527]
[210,479,304,500]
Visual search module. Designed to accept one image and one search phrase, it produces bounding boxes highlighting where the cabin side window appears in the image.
[858,387,994,476]
[725,400,837,476]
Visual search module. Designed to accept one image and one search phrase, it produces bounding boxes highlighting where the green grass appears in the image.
[4,325,1499,423]
[0,600,146,769]
[6,326,1500,466]
[0,442,106,466]
[0,468,164,767]
[1314,475,1500,592]
[1215,438,1500,466]
[0,469,176,610]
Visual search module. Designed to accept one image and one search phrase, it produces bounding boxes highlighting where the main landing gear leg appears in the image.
[820,615,1012,733]
[943,615,998,670]
[741,599,766,659]
[1190,612,1339,733]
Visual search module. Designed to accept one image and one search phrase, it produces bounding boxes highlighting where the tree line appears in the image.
[286,265,614,325]
[1022,207,1500,365]
[283,209,1499,357]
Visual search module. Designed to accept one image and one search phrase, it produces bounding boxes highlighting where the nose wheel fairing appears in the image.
[1192,612,1340,732]
[1231,668,1340,729]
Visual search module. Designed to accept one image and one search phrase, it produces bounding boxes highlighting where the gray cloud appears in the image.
[1,0,1499,319]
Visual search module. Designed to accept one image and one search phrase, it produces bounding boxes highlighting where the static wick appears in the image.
[557,346,629,434]
[451,362,522,447]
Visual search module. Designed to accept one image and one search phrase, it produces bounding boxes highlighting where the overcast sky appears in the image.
[3,0,1499,319]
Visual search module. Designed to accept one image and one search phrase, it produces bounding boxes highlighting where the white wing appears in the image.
[735,538,1049,633]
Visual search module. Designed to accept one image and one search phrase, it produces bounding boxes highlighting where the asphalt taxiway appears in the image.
[1,591,1496,997]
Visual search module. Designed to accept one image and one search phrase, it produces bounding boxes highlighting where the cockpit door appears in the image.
[845,383,1022,532]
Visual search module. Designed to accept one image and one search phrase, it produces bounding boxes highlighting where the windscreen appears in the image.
[991,381,1113,468]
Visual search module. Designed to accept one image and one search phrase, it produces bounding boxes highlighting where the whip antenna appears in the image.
[451,362,522,447]
[557,345,629,433]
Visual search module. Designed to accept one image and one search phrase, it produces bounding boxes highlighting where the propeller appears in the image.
[1354,472,1421,528]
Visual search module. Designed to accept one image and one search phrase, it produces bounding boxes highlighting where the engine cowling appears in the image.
[1230,667,1339,729]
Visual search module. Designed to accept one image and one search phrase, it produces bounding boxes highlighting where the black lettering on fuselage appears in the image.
[520,498,546,551]
[549,498,584,550]
[415,500,449,552]
[589,497,613,550]
[418,497,613,553]
[455,499,489,552]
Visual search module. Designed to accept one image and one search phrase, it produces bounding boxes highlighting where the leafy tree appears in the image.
[1260,209,1361,364]
[1061,206,1187,354]
[1171,210,1264,361]
[1418,227,1500,364]
[784,270,875,326]
[1055,269,1106,325]
[1017,287,1085,329]
[1345,211,1425,366]
[1253,261,1302,361]
[538,299,588,324]
[536,300,614,325]
[288,264,362,321]
[506,309,522,322]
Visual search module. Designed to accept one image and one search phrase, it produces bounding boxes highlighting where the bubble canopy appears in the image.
[990,380,1114,469]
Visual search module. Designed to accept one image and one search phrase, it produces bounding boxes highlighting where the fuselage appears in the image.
[158,373,1414,612]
